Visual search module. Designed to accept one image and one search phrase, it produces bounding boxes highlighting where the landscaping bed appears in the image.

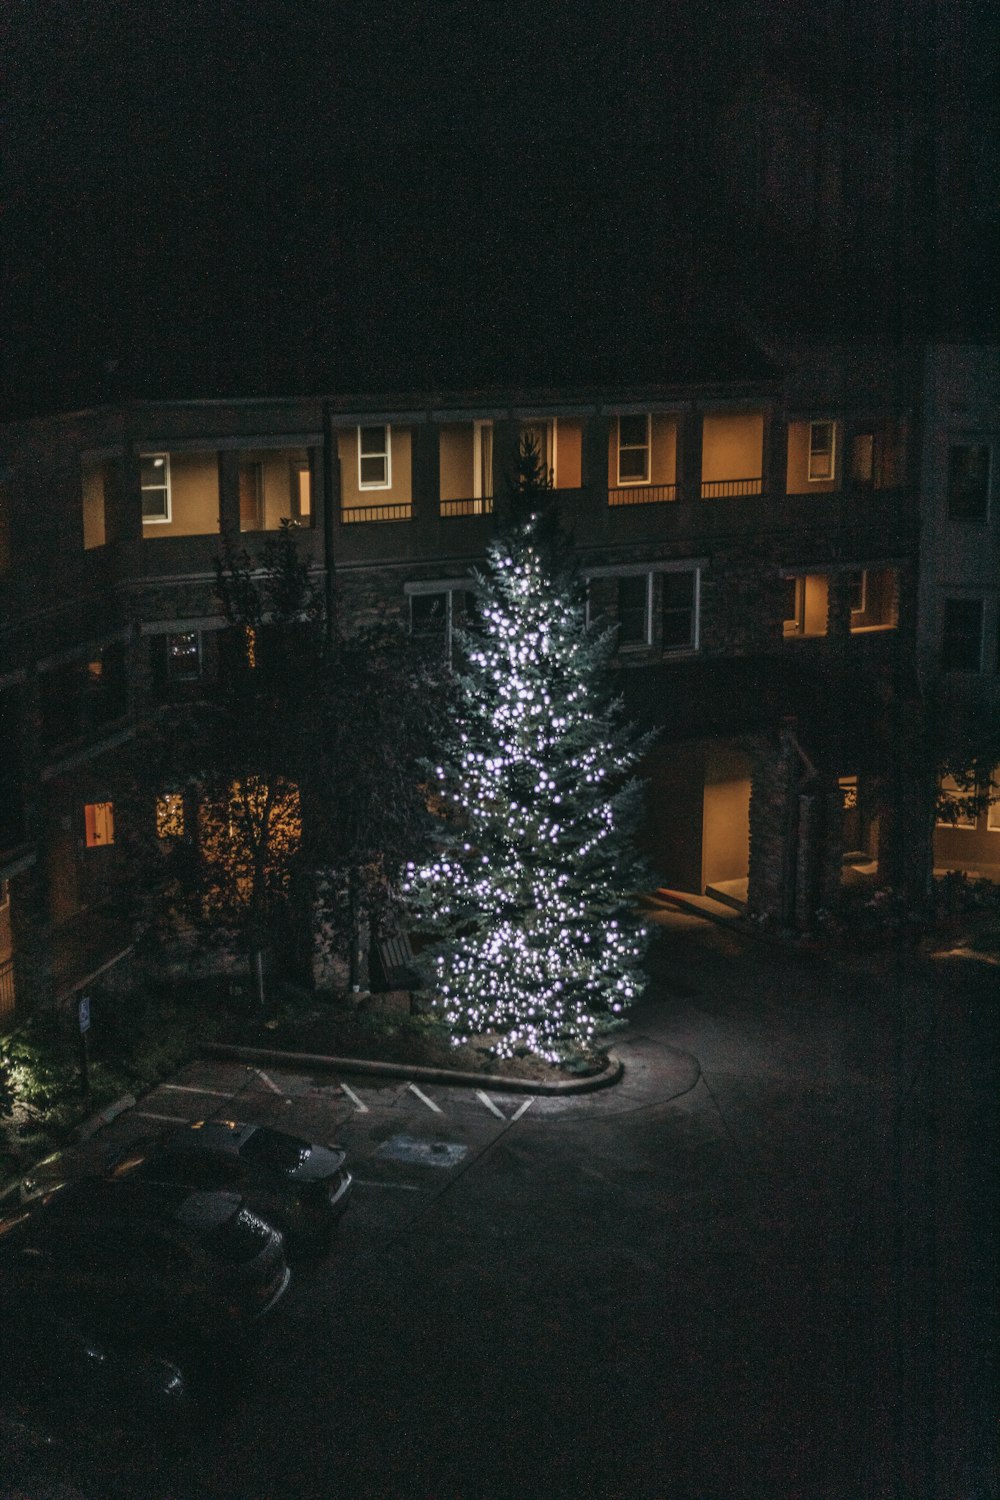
[229,994,612,1083]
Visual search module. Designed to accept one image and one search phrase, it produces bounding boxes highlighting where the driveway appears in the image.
[10,910,996,1500]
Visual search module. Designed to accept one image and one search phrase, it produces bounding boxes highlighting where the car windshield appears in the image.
[239,1128,310,1172]
[203,1207,272,1264]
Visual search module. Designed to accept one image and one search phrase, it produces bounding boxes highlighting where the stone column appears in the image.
[411,420,440,525]
[678,407,703,503]
[217,450,240,537]
[582,411,611,496]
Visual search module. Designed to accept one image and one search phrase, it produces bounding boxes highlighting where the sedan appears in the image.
[0,1175,291,1344]
[109,1120,352,1258]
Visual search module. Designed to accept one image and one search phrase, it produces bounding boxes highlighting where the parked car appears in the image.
[108,1120,353,1257]
[0,1288,189,1434]
[0,1175,291,1344]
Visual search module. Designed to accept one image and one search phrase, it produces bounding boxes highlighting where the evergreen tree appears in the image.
[404,435,651,1064]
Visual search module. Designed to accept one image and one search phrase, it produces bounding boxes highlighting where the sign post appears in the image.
[78,994,91,1097]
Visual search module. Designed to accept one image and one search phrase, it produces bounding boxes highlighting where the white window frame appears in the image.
[140,453,172,523]
[405,579,477,661]
[473,421,494,502]
[617,414,651,486]
[660,567,700,653]
[807,421,837,482]
[358,425,392,490]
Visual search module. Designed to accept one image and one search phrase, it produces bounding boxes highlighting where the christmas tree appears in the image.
[404,435,651,1064]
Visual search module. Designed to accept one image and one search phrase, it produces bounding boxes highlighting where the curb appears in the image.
[74,1092,136,1141]
[200,1041,624,1096]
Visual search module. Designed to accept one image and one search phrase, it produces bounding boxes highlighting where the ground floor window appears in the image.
[84,802,115,847]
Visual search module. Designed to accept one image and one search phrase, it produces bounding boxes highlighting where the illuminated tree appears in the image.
[404,436,651,1063]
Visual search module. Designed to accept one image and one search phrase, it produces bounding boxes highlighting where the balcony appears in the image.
[608,483,678,507]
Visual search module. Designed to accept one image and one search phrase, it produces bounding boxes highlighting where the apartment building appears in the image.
[2,343,985,1021]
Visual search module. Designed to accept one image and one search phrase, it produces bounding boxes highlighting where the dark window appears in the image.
[618,416,650,483]
[410,593,448,644]
[947,444,991,521]
[617,576,649,645]
[661,572,697,651]
[941,598,984,672]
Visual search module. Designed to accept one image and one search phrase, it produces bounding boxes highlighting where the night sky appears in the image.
[2,0,996,417]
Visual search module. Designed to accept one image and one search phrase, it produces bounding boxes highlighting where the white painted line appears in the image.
[511,1098,535,1121]
[249,1068,284,1095]
[133,1111,193,1124]
[353,1178,421,1191]
[340,1083,369,1113]
[476,1090,506,1120]
[407,1083,442,1113]
[161,1084,232,1097]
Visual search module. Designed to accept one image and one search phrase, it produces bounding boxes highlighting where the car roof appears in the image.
[176,1120,257,1153]
[20,1177,243,1233]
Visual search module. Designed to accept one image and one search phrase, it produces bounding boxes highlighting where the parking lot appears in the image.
[4,914,995,1500]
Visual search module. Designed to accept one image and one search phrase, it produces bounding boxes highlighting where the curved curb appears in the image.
[200,1041,624,1096]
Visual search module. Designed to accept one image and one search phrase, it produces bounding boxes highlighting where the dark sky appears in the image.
[2,0,996,417]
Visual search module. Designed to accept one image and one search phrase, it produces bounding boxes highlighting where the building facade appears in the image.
[1,344,993,1020]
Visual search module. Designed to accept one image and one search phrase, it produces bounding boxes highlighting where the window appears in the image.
[358,426,391,489]
[520,420,556,485]
[166,631,201,682]
[988,770,1000,832]
[407,585,478,661]
[617,575,650,646]
[294,463,312,521]
[81,457,108,549]
[808,421,836,481]
[155,794,185,839]
[617,415,650,485]
[140,454,171,522]
[84,802,115,848]
[848,568,897,632]
[238,461,264,531]
[941,598,983,672]
[661,571,698,651]
[947,444,991,522]
[936,775,977,829]
[783,575,829,638]
[474,421,494,502]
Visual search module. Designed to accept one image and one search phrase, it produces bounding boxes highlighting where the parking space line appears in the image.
[161,1083,233,1097]
[511,1098,535,1121]
[407,1083,442,1113]
[476,1091,506,1120]
[340,1083,369,1113]
[133,1111,193,1124]
[248,1067,284,1095]
[353,1178,421,1191]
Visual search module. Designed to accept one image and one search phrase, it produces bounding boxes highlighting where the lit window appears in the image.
[140,454,171,522]
[783,575,829,638]
[808,422,836,482]
[81,457,108,550]
[295,464,312,520]
[936,776,977,829]
[156,794,185,839]
[988,767,1000,831]
[238,461,264,532]
[618,416,650,485]
[941,599,983,672]
[166,632,201,681]
[84,802,115,847]
[358,426,391,489]
[947,444,991,522]
[661,571,697,652]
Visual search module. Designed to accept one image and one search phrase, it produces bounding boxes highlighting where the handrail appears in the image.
[608,483,678,507]
[440,497,494,518]
[340,503,413,524]
[700,478,763,498]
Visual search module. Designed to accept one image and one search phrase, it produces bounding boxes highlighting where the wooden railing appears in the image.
[608,483,678,507]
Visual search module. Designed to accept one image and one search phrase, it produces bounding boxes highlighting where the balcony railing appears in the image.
[701,478,763,498]
[608,483,678,507]
[0,956,14,1021]
[340,503,413,524]
[440,497,495,518]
